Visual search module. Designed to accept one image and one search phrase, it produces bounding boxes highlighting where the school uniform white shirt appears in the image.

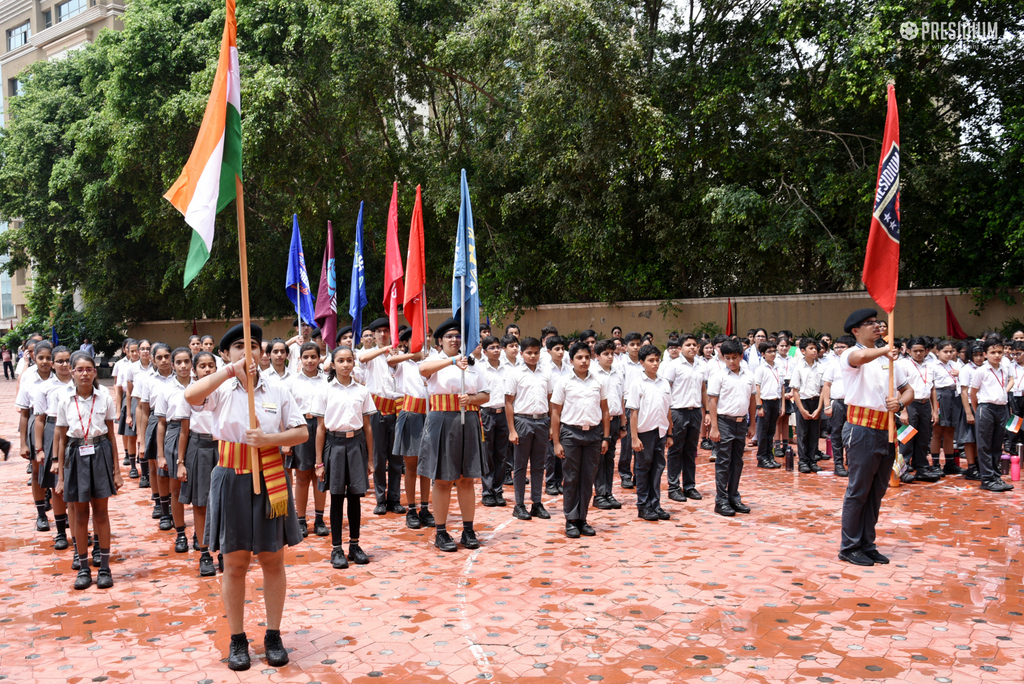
[266,366,292,385]
[1010,362,1024,398]
[1000,355,1011,371]
[551,371,606,428]
[707,366,756,418]
[313,377,376,432]
[958,363,977,398]
[756,361,785,401]
[791,359,825,400]
[197,374,304,444]
[286,371,326,415]
[706,354,749,380]
[898,358,933,400]
[505,364,553,416]
[56,391,117,440]
[152,377,190,418]
[125,360,154,391]
[14,367,46,410]
[133,368,173,405]
[426,358,488,396]
[970,363,1009,404]
[394,359,428,400]
[162,381,195,422]
[14,354,30,378]
[625,374,671,436]
[929,359,957,390]
[840,346,910,412]
[179,393,216,434]
[500,349,524,368]
[661,356,706,409]
[361,351,400,400]
[33,376,75,418]
[592,364,624,417]
[479,361,509,409]
[621,357,644,396]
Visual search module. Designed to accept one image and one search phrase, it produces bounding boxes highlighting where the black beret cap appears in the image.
[399,328,413,342]
[368,317,389,332]
[337,325,353,337]
[220,323,263,352]
[433,316,459,341]
[844,308,878,334]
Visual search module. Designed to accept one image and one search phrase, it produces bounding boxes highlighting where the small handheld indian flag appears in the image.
[164,0,242,287]
[1006,415,1023,434]
[896,424,918,444]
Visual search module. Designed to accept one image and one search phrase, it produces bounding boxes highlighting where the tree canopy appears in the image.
[1,0,1021,331]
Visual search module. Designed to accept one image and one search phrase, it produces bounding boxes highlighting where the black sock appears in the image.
[298,516,306,528]
[200,546,210,556]
[93,532,99,545]
[140,459,149,477]
[34,499,47,519]
[436,523,446,533]
[329,503,342,546]
[420,503,429,512]
[55,514,67,536]
[160,496,171,517]
[347,495,360,540]
[152,491,159,502]
[314,510,324,525]
[175,525,186,538]
[463,521,474,532]
[129,454,136,468]
[99,547,110,570]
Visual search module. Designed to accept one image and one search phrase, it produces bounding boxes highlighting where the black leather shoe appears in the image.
[714,503,736,517]
[730,501,751,514]
[756,460,772,469]
[74,567,92,590]
[545,484,560,497]
[503,473,513,486]
[834,463,849,477]
[36,515,50,532]
[513,503,532,520]
[863,549,890,564]
[655,507,671,520]
[964,464,981,481]
[174,534,189,553]
[96,568,113,589]
[943,461,963,475]
[594,496,614,510]
[766,458,782,469]
[264,631,288,667]
[530,503,551,520]
[92,546,101,568]
[556,483,563,494]
[406,509,422,529]
[388,502,407,514]
[314,520,330,537]
[331,546,349,569]
[434,531,457,552]
[159,515,173,531]
[913,469,941,483]
[701,438,714,451]
[128,466,139,479]
[199,554,217,576]
[981,480,1012,492]
[373,502,387,515]
[810,462,822,472]
[578,522,596,536]
[151,502,162,519]
[684,489,703,501]
[418,508,435,527]
[54,533,68,551]
[639,508,659,521]
[838,549,874,566]
[621,476,634,489]
[138,474,150,488]
[565,522,581,538]
[299,520,308,538]
[460,529,481,549]
[798,463,813,474]
[348,543,370,565]
[482,493,497,507]
[668,489,687,502]
[494,493,507,507]
[72,554,81,571]
[607,496,623,509]
[228,635,251,671]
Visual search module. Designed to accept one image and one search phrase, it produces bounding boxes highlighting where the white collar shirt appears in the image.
[791,360,825,399]
[394,359,428,400]
[479,361,509,409]
[505,364,553,415]
[841,346,910,412]
[625,374,671,436]
[153,377,189,418]
[313,378,376,432]
[426,357,488,396]
[361,351,400,399]
[1011,362,1024,397]
[56,391,117,440]
[133,369,174,404]
[286,371,326,414]
[551,371,606,428]
[33,376,75,417]
[592,364,624,416]
[14,367,45,410]
[822,361,845,400]
[661,356,706,409]
[929,359,957,390]
[958,363,977,392]
[970,363,1009,404]
[898,357,933,399]
[266,367,292,384]
[197,374,304,444]
[707,366,755,417]
[756,361,785,401]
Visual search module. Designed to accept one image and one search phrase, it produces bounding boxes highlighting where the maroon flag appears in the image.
[862,83,901,313]
[314,220,337,348]
[945,297,967,339]
[725,298,733,337]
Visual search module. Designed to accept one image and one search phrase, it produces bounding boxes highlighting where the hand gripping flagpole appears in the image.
[235,175,261,494]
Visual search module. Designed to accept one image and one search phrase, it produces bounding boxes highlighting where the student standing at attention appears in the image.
[506,337,554,522]
[707,339,756,517]
[661,334,708,499]
[627,344,673,522]
[790,338,824,474]
[969,337,1014,492]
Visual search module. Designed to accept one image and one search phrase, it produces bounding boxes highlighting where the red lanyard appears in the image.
[73,393,96,439]
[989,367,1005,390]
[912,361,928,386]
[768,366,780,391]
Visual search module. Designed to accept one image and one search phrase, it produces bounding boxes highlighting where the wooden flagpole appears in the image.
[888,310,899,487]
[235,174,261,494]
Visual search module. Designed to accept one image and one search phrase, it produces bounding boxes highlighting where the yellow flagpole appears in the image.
[235,174,261,494]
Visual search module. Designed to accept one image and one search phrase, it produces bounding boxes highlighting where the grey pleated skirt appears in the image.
[64,438,116,503]
[143,409,158,461]
[179,432,218,506]
[417,410,488,482]
[118,397,137,437]
[205,465,302,554]
[936,388,959,427]
[318,430,370,496]
[956,398,976,444]
[285,416,317,471]
[38,418,57,489]
[163,419,182,476]
[393,411,426,458]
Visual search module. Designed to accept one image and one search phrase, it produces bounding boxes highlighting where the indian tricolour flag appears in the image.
[896,424,918,445]
[164,0,242,287]
[1006,415,1023,434]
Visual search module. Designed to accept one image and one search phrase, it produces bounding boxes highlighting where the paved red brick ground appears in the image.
[0,376,1021,683]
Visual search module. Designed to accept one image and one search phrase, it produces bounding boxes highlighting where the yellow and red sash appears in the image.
[372,395,399,416]
[846,405,888,431]
[402,395,427,415]
[429,394,480,412]
[218,442,289,518]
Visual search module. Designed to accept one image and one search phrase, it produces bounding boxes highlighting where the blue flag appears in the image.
[348,202,368,339]
[286,214,317,327]
[452,169,480,355]
[52,326,58,346]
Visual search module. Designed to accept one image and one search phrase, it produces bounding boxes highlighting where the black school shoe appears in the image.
[701,438,714,451]
[74,568,92,590]
[943,461,964,475]
[314,520,329,537]
[331,546,348,569]
[418,508,435,527]
[228,634,251,671]
[565,521,581,539]
[348,543,370,565]
[387,501,407,514]
[128,465,139,479]
[620,475,635,489]
[638,508,660,521]
[838,549,873,566]
[684,489,703,501]
[96,568,113,589]
[54,532,69,551]
[36,515,50,532]
[594,496,614,510]
[460,529,481,549]
[199,554,216,577]
[863,549,890,564]
[545,484,560,497]
[530,503,551,519]
[159,515,174,531]
[151,501,161,519]
[578,522,596,537]
[654,507,671,520]
[373,502,388,515]
[493,493,507,507]
[668,489,687,502]
[963,464,981,481]
[264,631,288,667]
[730,500,751,514]
[406,509,422,529]
[434,531,457,552]
[513,504,532,520]
[482,493,497,507]
[174,534,189,553]
[138,474,150,488]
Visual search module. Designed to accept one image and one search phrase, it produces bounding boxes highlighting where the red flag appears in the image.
[725,298,733,336]
[314,220,338,349]
[403,185,428,353]
[862,83,901,313]
[945,297,967,339]
[192,319,197,336]
[383,181,404,344]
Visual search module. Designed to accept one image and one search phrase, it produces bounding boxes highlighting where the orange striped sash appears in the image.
[372,395,399,416]
[402,396,427,415]
[217,442,290,518]
[846,405,888,431]
[430,394,480,412]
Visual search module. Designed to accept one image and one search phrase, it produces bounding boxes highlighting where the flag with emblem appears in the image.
[896,423,917,444]
[314,220,337,348]
[286,214,317,326]
[1006,415,1023,434]
[862,83,900,313]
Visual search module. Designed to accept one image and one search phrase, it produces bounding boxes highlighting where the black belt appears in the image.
[70,436,108,446]
[515,413,548,420]
[190,431,214,440]
[45,416,56,424]
[480,407,504,415]
[913,399,930,404]
[327,428,364,439]
[721,415,747,422]
[672,405,702,410]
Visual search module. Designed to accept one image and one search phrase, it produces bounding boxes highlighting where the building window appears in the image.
[43,11,53,29]
[14,269,24,287]
[6,21,30,51]
[57,0,87,23]
[8,79,24,98]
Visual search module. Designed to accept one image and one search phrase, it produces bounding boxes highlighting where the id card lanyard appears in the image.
[74,393,97,455]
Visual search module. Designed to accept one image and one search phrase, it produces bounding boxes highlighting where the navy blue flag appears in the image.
[348,202,368,339]
[452,169,480,355]
[286,214,317,327]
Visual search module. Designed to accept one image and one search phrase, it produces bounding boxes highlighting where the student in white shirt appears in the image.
[154,347,194,555]
[550,342,609,538]
[897,337,941,480]
[265,338,292,384]
[774,336,794,454]
[506,337,554,521]
[479,336,511,509]
[790,338,824,473]
[500,334,520,368]
[17,341,54,532]
[590,340,625,510]
[135,343,176,528]
[661,334,708,499]
[544,336,569,495]
[315,346,376,569]
[707,339,756,517]
[618,332,644,486]
[55,351,121,591]
[753,341,784,469]
[281,341,327,538]
[391,328,433,528]
[626,344,673,521]
[929,340,962,475]
[115,339,140,479]
[969,337,1014,491]
[958,343,985,481]
[821,335,853,476]
[33,345,74,551]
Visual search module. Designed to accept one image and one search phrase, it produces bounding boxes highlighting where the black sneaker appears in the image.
[545,484,559,497]
[701,438,714,451]
[513,504,532,520]
[388,501,407,515]
[798,463,813,474]
[174,534,189,553]
[434,530,457,552]
[263,631,288,667]
[493,493,507,507]
[482,493,497,507]
[228,634,251,671]
[943,461,963,475]
[138,474,150,488]
[606,496,623,509]
[96,568,113,589]
[460,529,481,550]
[74,568,92,590]
[668,489,687,502]
[964,464,982,481]
[863,549,890,564]
[331,546,349,569]
[578,522,596,537]
[314,520,329,537]
[418,508,435,527]
[530,502,551,520]
[565,521,581,539]
[348,543,369,565]
[373,502,387,515]
[199,554,216,576]
[594,496,614,510]
[838,549,873,566]
[654,507,671,520]
[639,507,659,521]
[684,489,703,501]
[406,509,422,529]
